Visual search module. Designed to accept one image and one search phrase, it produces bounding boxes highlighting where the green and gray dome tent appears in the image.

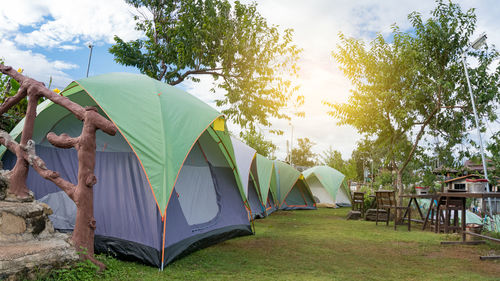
[303,166,351,207]
[230,136,266,219]
[1,73,252,268]
[252,154,279,215]
[274,160,316,210]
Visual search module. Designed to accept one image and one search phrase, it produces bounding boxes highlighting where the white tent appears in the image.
[303,166,351,207]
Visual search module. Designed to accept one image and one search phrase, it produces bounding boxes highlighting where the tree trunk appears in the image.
[396,170,404,219]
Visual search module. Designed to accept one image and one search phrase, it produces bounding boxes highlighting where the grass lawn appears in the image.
[43,208,500,281]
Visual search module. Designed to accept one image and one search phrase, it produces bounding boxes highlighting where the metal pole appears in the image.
[86,43,94,78]
[461,52,493,218]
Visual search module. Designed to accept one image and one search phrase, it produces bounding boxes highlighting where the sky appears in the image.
[1,0,499,161]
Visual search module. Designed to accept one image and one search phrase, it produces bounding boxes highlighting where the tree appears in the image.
[110,0,301,128]
[321,147,357,181]
[328,1,500,200]
[487,131,500,177]
[240,128,276,158]
[0,59,26,132]
[288,137,316,167]
[321,147,344,171]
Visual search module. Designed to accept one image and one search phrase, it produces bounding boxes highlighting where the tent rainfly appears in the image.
[274,161,316,210]
[230,136,266,219]
[253,154,279,215]
[303,166,351,207]
[1,73,253,268]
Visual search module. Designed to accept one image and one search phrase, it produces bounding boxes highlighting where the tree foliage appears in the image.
[240,128,276,158]
[328,1,500,195]
[321,147,357,181]
[288,137,316,167]
[0,60,25,132]
[321,147,344,171]
[110,0,301,128]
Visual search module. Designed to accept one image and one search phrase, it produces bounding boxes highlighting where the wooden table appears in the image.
[399,194,436,224]
[425,192,500,242]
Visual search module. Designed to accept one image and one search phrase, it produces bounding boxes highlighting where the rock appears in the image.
[0,201,54,243]
[0,170,8,201]
[0,234,78,280]
[0,200,78,280]
[346,210,362,220]
[0,212,26,235]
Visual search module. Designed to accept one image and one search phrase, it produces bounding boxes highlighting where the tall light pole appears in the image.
[461,33,493,217]
[86,42,94,78]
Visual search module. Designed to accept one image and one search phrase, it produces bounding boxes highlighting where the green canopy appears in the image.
[1,73,245,216]
[303,166,346,203]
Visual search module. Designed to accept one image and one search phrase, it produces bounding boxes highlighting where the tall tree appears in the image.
[321,147,344,171]
[240,128,276,158]
[110,0,301,128]
[288,137,316,167]
[328,1,500,199]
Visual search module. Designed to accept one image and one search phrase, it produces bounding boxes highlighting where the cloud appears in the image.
[0,0,143,88]
[1,39,75,89]
[57,45,81,51]
[4,0,141,49]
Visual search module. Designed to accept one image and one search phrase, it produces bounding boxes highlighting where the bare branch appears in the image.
[169,68,228,85]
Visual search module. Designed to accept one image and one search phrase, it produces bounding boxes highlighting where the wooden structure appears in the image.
[0,64,117,270]
[422,192,500,242]
[375,190,411,231]
[399,194,434,224]
[352,192,365,217]
[443,175,481,192]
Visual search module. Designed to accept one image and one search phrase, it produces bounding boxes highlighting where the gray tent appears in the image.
[231,136,266,219]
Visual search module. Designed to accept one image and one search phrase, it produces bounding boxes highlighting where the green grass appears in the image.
[41,208,500,281]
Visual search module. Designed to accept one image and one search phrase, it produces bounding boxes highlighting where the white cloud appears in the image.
[57,44,81,51]
[0,0,143,88]
[1,39,74,89]
[52,60,78,70]
[4,0,141,48]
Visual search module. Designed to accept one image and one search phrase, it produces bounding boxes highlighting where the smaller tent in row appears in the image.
[231,138,316,215]
[274,160,316,210]
[303,166,351,208]
[230,137,280,218]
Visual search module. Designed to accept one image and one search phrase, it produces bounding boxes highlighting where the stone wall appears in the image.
[0,200,78,280]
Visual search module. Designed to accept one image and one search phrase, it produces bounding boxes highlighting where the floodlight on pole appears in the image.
[461,33,493,218]
[471,33,487,50]
[86,42,94,78]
